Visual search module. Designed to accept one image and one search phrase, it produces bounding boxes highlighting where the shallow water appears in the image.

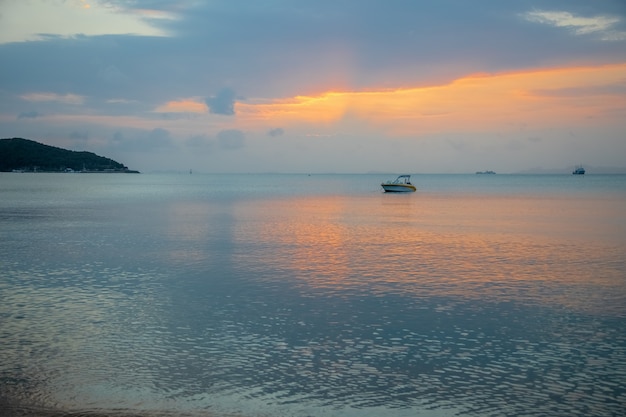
[1,173,625,416]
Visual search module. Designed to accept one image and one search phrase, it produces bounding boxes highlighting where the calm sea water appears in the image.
[1,173,625,417]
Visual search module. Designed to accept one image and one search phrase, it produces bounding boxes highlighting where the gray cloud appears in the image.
[268,128,284,137]
[112,128,175,152]
[217,129,245,150]
[69,131,88,140]
[97,65,130,86]
[68,131,89,149]
[186,134,215,151]
[205,88,236,115]
[17,111,42,119]
[147,128,174,148]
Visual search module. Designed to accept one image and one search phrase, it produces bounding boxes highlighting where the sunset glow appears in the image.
[238,63,626,136]
[3,2,626,415]
[3,0,625,173]
[155,99,208,113]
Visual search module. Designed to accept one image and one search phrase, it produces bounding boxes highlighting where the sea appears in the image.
[1,172,625,417]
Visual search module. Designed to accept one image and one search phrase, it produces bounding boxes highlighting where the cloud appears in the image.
[268,128,284,137]
[17,111,42,119]
[235,63,626,136]
[69,131,88,140]
[217,129,245,150]
[0,0,173,44]
[97,65,130,86]
[147,127,173,147]
[530,82,626,98]
[20,92,84,105]
[186,134,214,150]
[523,10,626,40]
[112,128,175,152]
[446,138,472,152]
[155,99,207,113]
[69,130,89,149]
[205,88,236,115]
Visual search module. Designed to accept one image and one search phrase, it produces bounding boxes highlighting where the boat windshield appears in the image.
[394,176,411,184]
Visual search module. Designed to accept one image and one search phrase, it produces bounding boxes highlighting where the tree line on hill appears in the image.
[0,138,138,173]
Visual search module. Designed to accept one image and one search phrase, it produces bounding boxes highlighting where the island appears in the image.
[0,138,139,173]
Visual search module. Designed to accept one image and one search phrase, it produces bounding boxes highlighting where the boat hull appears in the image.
[381,184,416,192]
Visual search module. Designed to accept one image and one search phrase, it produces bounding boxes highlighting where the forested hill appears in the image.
[0,138,138,173]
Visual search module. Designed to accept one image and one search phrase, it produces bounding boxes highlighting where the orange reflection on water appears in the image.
[231,193,626,315]
[234,196,356,286]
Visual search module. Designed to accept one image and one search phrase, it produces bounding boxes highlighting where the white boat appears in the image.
[381,175,416,192]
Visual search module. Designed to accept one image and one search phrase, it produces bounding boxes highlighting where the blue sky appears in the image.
[1,0,625,173]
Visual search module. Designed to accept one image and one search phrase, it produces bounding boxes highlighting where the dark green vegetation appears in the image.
[0,138,138,173]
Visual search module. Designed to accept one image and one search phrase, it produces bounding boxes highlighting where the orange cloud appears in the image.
[238,62,626,136]
[155,99,208,113]
[237,92,353,125]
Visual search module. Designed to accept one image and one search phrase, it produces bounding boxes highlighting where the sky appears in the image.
[1,0,625,173]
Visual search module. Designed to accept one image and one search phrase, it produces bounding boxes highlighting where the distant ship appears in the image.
[476,170,496,174]
[572,166,585,175]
